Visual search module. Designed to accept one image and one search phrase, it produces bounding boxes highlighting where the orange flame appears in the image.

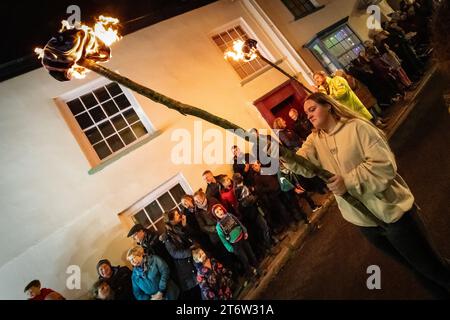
[35,16,121,80]
[224,40,258,62]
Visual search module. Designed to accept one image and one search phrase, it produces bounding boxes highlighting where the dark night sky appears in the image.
[0,0,217,80]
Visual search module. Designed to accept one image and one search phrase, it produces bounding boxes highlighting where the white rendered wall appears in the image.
[0,0,289,299]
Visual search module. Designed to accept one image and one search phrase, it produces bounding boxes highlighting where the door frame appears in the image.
[253,79,309,128]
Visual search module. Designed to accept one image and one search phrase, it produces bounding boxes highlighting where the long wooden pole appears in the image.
[79,58,387,228]
[257,52,313,94]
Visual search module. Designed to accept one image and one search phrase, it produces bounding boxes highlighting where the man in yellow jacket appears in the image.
[313,71,373,121]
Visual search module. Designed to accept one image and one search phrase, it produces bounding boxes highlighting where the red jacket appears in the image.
[219,187,240,219]
[29,288,55,300]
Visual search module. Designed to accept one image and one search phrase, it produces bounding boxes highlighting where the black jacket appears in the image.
[195,197,220,234]
[278,129,302,151]
[99,266,134,300]
[292,117,312,141]
[205,175,225,199]
[253,172,281,195]
[139,230,176,278]
[162,225,198,292]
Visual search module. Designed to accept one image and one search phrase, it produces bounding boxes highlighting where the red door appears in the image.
[253,79,309,129]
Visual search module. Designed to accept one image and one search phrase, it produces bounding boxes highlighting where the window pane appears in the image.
[98,120,115,137]
[228,29,239,39]
[313,44,323,54]
[93,141,112,159]
[158,192,176,212]
[236,26,246,36]
[212,35,223,46]
[133,210,151,229]
[234,66,247,79]
[106,82,122,97]
[123,108,139,125]
[85,127,102,144]
[93,87,111,102]
[241,62,253,76]
[111,114,127,131]
[75,112,94,130]
[341,40,351,50]
[220,32,231,43]
[329,36,338,45]
[131,122,148,138]
[351,35,360,46]
[336,44,346,56]
[329,46,340,56]
[106,134,125,152]
[102,100,119,117]
[282,0,316,18]
[145,201,163,222]
[80,93,98,109]
[119,127,136,145]
[251,60,262,72]
[169,184,185,203]
[114,94,131,110]
[67,99,85,115]
[153,218,166,234]
[89,106,107,122]
[348,50,357,60]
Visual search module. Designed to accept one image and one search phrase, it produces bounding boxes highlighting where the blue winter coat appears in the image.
[131,254,180,300]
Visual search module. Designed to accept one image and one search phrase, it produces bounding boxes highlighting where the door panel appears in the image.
[254,80,309,129]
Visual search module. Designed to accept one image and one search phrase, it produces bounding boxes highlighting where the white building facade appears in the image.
[0,0,396,299]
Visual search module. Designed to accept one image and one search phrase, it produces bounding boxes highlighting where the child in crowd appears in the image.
[211,203,258,277]
[192,247,233,300]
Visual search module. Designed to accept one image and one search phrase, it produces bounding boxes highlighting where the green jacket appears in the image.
[216,214,247,253]
[278,170,295,192]
[320,76,373,121]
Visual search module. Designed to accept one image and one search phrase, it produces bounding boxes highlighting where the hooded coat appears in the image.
[285,118,414,227]
[131,254,180,300]
[319,76,373,121]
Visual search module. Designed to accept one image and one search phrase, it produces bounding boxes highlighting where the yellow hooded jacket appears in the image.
[319,76,373,121]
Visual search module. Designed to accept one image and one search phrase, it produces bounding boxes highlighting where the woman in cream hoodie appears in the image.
[284,92,449,292]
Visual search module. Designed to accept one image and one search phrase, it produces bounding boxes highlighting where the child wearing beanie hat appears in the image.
[211,203,258,277]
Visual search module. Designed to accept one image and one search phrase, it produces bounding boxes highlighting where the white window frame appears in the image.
[209,17,276,83]
[307,22,364,73]
[54,77,156,168]
[119,173,193,233]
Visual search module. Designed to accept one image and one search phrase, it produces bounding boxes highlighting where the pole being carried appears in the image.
[224,38,312,93]
[35,16,387,228]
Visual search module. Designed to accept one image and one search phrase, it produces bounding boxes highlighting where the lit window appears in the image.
[212,25,267,79]
[307,22,364,72]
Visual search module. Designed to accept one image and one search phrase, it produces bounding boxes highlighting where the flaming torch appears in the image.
[224,39,312,94]
[35,17,387,229]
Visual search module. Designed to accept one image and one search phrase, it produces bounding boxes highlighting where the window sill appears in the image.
[88,130,163,175]
[292,5,325,21]
[240,58,285,86]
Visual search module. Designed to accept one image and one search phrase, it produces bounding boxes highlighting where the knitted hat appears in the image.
[96,259,111,276]
[211,203,228,219]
